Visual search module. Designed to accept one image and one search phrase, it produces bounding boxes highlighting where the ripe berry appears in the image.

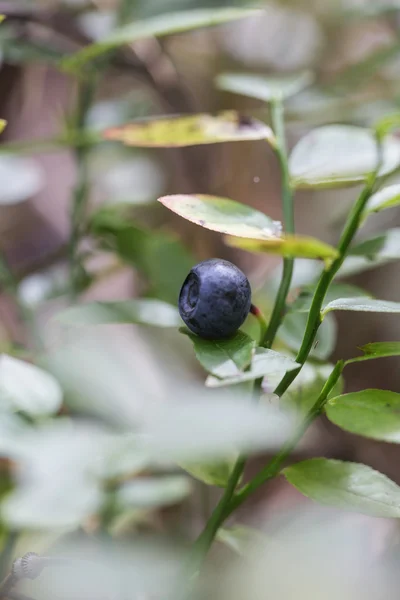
[179,258,252,340]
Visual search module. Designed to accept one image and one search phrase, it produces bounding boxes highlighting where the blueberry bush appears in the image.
[2,1,400,599]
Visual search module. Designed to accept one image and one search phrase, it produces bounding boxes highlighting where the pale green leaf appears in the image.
[118,476,191,509]
[206,348,299,388]
[291,282,372,313]
[0,355,62,417]
[63,8,262,70]
[284,458,400,518]
[104,111,275,148]
[326,389,400,443]
[215,70,314,102]
[347,341,400,364]
[181,328,255,378]
[289,126,400,189]
[322,297,400,318]
[364,184,400,217]
[158,194,281,239]
[178,459,237,487]
[225,234,338,264]
[279,312,337,361]
[55,299,182,328]
[217,525,266,555]
[340,228,400,276]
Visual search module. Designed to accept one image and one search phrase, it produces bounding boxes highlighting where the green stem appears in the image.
[262,99,294,348]
[250,304,268,344]
[0,531,18,580]
[227,360,344,513]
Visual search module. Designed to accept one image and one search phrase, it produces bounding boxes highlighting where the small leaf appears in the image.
[364,184,400,217]
[215,70,314,102]
[340,228,400,276]
[225,234,338,263]
[104,111,275,148]
[0,120,6,134]
[178,459,237,487]
[284,458,400,518]
[55,299,182,328]
[181,328,255,378]
[290,282,372,313]
[206,348,299,388]
[348,341,400,364]
[63,8,262,70]
[326,390,400,443]
[158,194,281,239]
[217,525,266,555]
[279,312,337,361]
[0,355,62,418]
[289,126,400,189]
[322,297,400,318]
[117,476,191,509]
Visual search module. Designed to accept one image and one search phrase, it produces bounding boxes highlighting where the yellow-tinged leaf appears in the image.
[0,120,7,135]
[0,15,6,24]
[104,111,275,148]
[225,234,339,264]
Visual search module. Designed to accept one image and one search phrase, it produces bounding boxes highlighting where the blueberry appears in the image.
[179,258,252,340]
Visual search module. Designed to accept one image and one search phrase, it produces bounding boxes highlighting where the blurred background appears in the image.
[1,0,400,573]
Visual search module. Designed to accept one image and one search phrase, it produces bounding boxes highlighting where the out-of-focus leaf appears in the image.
[291,283,372,313]
[215,70,314,102]
[347,341,400,364]
[206,348,299,387]
[104,111,274,148]
[55,299,181,328]
[117,476,191,509]
[340,229,400,276]
[322,297,400,319]
[63,8,262,70]
[0,25,64,64]
[178,459,237,488]
[364,184,400,217]
[279,311,337,361]
[375,113,400,138]
[289,126,400,188]
[0,120,6,134]
[217,525,267,555]
[181,328,255,378]
[226,234,338,264]
[281,362,343,416]
[0,355,62,418]
[284,458,400,517]
[326,389,400,443]
[158,194,281,239]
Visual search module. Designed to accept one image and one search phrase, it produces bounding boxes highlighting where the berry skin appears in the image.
[179,258,252,340]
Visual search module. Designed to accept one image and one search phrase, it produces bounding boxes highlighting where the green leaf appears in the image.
[289,126,400,189]
[181,328,255,378]
[278,311,337,361]
[364,184,400,217]
[225,234,338,264]
[374,112,400,138]
[117,476,191,509]
[291,282,372,313]
[104,111,275,148]
[206,348,299,388]
[0,355,62,418]
[340,229,400,276]
[217,525,266,555]
[63,8,262,71]
[322,297,400,319]
[348,341,400,364]
[178,459,237,487]
[326,390,400,443]
[158,194,281,239]
[215,70,314,102]
[55,299,182,328]
[284,458,400,518]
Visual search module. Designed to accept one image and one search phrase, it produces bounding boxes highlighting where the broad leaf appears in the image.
[326,390,400,443]
[181,328,255,378]
[279,311,337,361]
[217,525,266,555]
[104,111,274,148]
[284,458,400,518]
[289,126,400,188]
[215,71,314,102]
[225,234,338,263]
[55,299,181,328]
[63,8,261,70]
[364,184,400,217]
[322,297,400,318]
[158,194,281,239]
[206,348,299,388]
[348,341,400,364]
[340,228,400,276]
[0,355,62,417]
[117,476,191,509]
[178,459,237,487]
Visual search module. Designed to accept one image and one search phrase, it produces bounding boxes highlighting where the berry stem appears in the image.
[250,304,268,343]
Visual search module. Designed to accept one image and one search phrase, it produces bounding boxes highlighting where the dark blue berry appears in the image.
[179,259,252,339]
